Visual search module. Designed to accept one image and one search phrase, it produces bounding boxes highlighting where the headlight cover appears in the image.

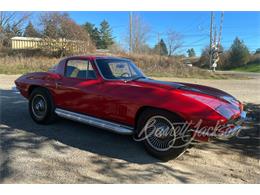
[215,105,234,120]
[182,93,233,119]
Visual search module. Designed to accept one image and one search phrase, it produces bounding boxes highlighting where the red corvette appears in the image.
[15,56,246,160]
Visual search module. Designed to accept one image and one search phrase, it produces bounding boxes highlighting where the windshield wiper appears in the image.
[127,76,146,82]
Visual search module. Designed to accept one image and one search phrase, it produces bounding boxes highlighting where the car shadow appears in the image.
[1,89,259,162]
[1,89,259,183]
[213,102,260,159]
[194,102,260,160]
[0,89,159,165]
[1,89,197,183]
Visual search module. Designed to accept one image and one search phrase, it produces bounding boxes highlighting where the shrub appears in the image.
[249,53,260,64]
[228,37,250,67]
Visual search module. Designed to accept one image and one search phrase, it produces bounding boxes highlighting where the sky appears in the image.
[32,11,260,55]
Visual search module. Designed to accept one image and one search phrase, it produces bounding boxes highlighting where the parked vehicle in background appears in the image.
[184,60,193,67]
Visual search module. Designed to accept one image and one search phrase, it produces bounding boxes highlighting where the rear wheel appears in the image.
[136,109,191,161]
[29,88,56,124]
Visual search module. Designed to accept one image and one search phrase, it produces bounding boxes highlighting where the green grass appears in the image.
[231,63,260,73]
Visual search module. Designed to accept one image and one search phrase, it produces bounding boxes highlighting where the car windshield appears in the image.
[95,58,146,80]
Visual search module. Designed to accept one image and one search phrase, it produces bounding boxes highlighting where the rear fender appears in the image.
[15,72,60,99]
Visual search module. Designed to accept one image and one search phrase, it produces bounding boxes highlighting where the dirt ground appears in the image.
[0,74,259,183]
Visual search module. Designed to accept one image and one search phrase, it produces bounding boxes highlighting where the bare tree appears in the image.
[0,11,30,48]
[166,29,183,56]
[40,12,95,56]
[40,12,92,41]
[0,12,30,31]
[129,14,150,54]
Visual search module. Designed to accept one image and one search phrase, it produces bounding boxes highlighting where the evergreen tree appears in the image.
[43,21,59,39]
[82,22,101,48]
[154,39,168,56]
[41,13,68,39]
[24,21,40,37]
[187,48,196,57]
[229,37,250,66]
[99,20,114,49]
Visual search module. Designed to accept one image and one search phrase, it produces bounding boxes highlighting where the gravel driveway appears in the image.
[0,74,259,183]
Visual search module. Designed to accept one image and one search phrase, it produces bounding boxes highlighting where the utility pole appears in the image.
[209,11,214,69]
[217,12,224,50]
[129,12,133,53]
[210,12,224,72]
[158,32,161,66]
[213,23,217,46]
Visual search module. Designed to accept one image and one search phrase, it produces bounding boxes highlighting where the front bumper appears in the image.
[12,86,20,94]
[194,111,247,140]
[215,111,247,139]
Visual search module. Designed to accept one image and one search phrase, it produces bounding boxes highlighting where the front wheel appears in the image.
[29,88,56,124]
[136,109,191,161]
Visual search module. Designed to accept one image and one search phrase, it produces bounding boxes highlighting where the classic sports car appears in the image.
[15,56,246,160]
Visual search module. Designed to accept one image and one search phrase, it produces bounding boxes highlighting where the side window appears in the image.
[65,60,97,79]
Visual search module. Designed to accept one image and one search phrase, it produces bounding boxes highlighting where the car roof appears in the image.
[65,55,130,61]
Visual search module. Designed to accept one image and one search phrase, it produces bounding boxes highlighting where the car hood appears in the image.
[138,78,239,105]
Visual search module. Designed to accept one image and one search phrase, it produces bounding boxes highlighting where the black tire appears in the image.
[29,87,56,124]
[136,109,191,161]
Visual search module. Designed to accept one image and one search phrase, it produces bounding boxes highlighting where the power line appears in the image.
[149,30,209,37]
[182,36,209,47]
[179,15,209,34]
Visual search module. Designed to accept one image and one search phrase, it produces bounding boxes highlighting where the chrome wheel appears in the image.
[144,115,176,152]
[31,94,47,119]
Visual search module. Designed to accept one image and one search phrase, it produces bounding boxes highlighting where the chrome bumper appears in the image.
[215,111,247,139]
[12,86,20,94]
[195,111,247,140]
[215,125,243,139]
